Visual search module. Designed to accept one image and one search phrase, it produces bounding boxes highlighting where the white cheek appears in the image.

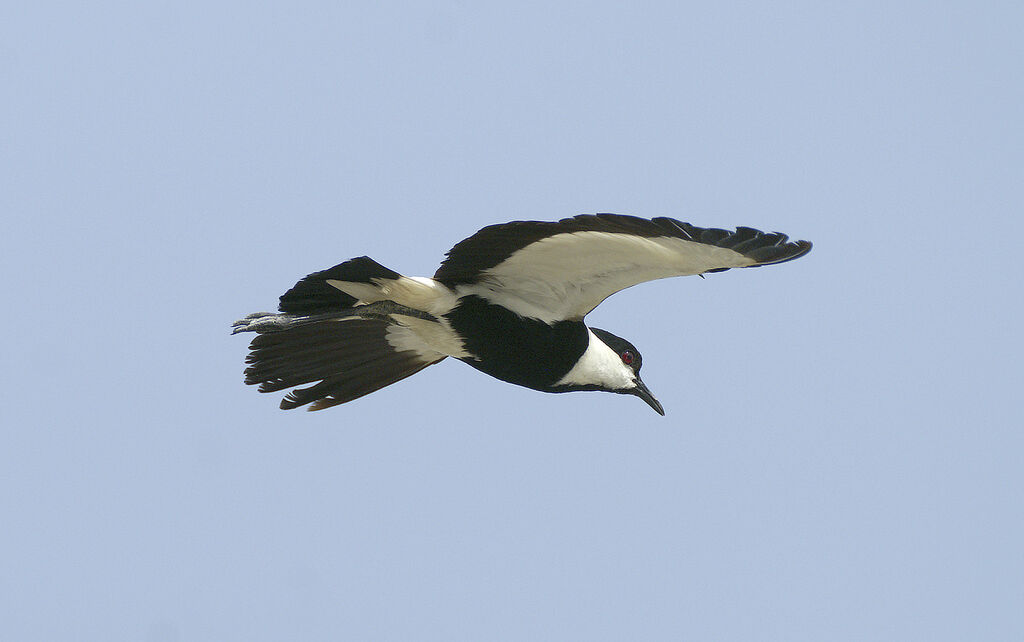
[554,329,635,389]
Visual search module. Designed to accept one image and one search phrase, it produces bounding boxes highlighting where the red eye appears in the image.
[621,351,634,365]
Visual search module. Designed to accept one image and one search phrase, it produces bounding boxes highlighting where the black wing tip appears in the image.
[744,238,813,266]
[670,219,811,269]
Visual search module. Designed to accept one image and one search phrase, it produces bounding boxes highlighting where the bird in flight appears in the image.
[233,214,811,415]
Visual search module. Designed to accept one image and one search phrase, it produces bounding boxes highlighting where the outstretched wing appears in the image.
[434,214,811,322]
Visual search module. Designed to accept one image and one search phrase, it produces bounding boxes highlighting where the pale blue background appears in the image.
[3,2,1022,640]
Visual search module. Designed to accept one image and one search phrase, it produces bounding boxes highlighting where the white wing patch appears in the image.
[467,231,758,322]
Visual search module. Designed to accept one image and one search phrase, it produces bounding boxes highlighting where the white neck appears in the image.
[554,328,636,390]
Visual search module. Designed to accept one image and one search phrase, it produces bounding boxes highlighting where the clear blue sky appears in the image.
[3,2,1022,640]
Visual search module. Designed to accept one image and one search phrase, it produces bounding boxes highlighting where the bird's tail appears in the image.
[233,257,445,410]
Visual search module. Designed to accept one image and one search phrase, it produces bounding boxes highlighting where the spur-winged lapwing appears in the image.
[233,214,811,415]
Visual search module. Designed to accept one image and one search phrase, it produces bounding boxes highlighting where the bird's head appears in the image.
[552,327,665,416]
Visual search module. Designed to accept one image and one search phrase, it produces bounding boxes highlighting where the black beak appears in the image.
[631,378,665,416]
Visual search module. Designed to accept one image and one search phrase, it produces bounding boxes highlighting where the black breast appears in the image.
[445,295,589,391]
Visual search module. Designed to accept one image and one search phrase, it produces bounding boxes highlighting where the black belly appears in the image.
[445,295,589,391]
